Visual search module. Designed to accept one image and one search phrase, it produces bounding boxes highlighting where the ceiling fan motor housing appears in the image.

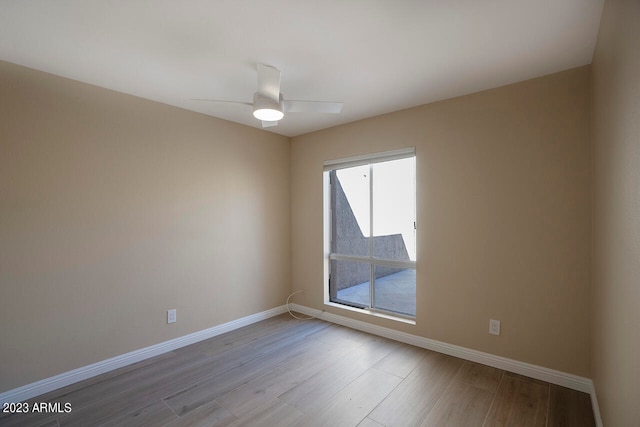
[253,92,284,121]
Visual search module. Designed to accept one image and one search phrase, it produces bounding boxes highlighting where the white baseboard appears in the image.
[1,302,603,426]
[0,305,287,406]
[589,385,604,427]
[290,303,603,425]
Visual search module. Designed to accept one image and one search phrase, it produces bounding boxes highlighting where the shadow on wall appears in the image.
[330,171,409,292]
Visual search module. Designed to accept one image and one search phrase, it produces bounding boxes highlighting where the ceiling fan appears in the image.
[196,64,343,128]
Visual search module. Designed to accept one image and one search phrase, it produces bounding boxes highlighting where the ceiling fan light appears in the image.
[253,108,284,121]
[253,92,284,121]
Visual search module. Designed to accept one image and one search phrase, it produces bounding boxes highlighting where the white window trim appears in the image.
[323,147,416,171]
[323,148,416,324]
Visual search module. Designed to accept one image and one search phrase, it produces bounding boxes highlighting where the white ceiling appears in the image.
[0,1,604,137]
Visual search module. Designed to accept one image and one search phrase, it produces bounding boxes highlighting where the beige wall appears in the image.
[0,61,291,392]
[291,66,592,376]
[0,57,596,395]
[591,0,640,425]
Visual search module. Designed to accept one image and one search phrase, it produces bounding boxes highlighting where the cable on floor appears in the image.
[286,290,315,320]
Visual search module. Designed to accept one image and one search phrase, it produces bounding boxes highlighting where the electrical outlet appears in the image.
[489,319,500,335]
[167,309,177,324]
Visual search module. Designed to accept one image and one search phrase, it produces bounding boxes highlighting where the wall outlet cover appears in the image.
[489,319,500,335]
[167,309,177,324]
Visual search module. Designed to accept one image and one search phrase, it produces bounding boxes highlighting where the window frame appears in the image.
[323,148,416,322]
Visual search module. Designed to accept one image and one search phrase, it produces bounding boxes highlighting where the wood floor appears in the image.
[1,314,595,427]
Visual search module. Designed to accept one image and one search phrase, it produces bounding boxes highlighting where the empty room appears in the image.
[1,1,638,426]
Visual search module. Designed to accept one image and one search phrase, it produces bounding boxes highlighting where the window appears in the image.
[323,148,416,319]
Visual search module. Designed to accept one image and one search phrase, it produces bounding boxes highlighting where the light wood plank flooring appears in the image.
[0,314,595,426]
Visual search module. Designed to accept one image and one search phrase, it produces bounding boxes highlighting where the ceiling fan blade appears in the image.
[282,100,343,114]
[261,120,279,128]
[257,64,281,103]
[191,99,252,106]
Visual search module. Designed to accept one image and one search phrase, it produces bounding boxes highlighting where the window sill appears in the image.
[324,301,416,325]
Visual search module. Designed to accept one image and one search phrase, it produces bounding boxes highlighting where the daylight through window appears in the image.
[324,148,416,318]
